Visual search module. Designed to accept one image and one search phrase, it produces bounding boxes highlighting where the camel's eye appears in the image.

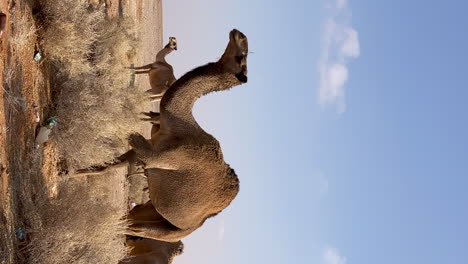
[235,55,244,63]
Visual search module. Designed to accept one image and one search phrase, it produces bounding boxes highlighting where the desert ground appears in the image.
[0,0,163,263]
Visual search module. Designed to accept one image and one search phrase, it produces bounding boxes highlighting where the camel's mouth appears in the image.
[235,72,248,83]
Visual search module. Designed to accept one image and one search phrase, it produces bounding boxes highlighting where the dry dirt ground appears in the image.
[0,0,162,263]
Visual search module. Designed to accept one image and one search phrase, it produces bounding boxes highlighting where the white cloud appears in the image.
[341,27,360,58]
[327,64,348,97]
[319,0,360,113]
[336,0,347,9]
[323,247,347,264]
[320,63,348,113]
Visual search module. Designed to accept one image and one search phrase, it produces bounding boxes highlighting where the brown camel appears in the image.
[131,37,178,99]
[126,29,248,242]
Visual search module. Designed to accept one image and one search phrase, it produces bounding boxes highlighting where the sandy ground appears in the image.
[0,0,162,262]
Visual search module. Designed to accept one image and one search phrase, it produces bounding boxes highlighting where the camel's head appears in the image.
[173,241,184,257]
[165,37,178,50]
[219,29,248,83]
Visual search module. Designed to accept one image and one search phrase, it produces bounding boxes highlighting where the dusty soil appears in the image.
[0,0,162,263]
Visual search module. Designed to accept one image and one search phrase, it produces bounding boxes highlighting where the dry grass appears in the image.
[1,135,130,263]
[39,0,145,169]
[9,12,37,54]
[5,138,129,264]
[40,0,102,76]
[0,1,145,262]
[19,166,129,264]
[2,62,26,113]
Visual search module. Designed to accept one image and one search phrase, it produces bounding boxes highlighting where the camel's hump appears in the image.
[146,167,239,230]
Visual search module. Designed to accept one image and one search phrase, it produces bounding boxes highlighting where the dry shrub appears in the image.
[53,72,144,169]
[40,0,103,76]
[10,142,129,264]
[25,181,129,264]
[40,0,145,169]
[3,61,26,112]
[10,12,37,53]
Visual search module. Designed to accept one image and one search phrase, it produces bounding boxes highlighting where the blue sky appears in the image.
[163,0,468,263]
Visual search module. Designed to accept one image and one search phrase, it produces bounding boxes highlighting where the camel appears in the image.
[119,236,183,264]
[125,29,248,242]
[131,37,178,100]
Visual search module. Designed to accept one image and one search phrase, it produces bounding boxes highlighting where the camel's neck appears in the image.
[160,62,242,130]
[156,47,173,63]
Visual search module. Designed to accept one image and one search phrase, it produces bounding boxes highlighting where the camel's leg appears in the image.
[140,111,160,122]
[120,239,183,264]
[126,220,194,243]
[123,236,183,259]
[145,89,165,96]
[134,70,150,74]
[126,201,181,242]
[150,123,161,145]
[127,171,146,178]
[148,93,163,98]
[129,63,153,70]
[73,149,145,178]
[127,201,164,222]
[140,118,159,122]
[147,93,163,102]
[117,149,141,175]
[117,149,137,162]
[71,162,129,178]
[71,146,148,178]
